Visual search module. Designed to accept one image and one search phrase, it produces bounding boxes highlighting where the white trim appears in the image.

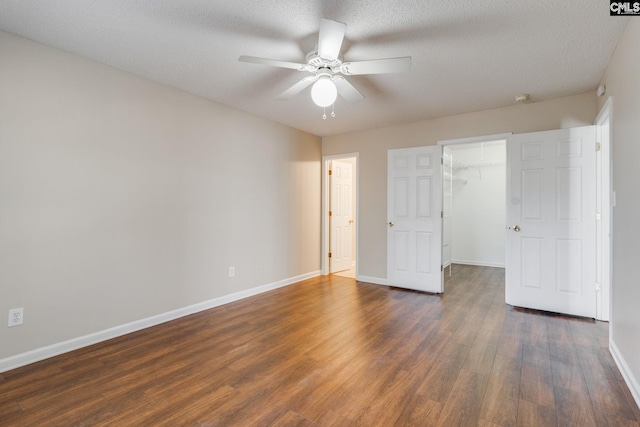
[595,96,614,128]
[0,270,320,373]
[321,153,359,276]
[451,259,505,268]
[357,275,387,286]
[594,97,613,322]
[610,338,640,410]
[437,132,512,147]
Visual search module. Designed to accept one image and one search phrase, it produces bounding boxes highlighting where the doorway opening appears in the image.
[441,137,507,276]
[322,154,358,278]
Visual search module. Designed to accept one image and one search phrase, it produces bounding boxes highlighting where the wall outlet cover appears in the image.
[8,308,24,327]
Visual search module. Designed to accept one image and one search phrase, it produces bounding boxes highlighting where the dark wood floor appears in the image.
[1,265,639,426]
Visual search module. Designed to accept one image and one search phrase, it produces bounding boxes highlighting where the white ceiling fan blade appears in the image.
[318,19,346,61]
[239,55,307,71]
[275,76,316,100]
[341,57,412,75]
[334,77,365,103]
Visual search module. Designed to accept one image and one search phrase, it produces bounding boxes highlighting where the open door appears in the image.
[329,160,354,273]
[506,126,597,318]
[387,146,443,293]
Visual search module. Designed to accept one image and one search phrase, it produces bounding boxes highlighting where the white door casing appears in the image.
[506,126,597,318]
[330,160,353,273]
[387,146,443,293]
[595,98,612,322]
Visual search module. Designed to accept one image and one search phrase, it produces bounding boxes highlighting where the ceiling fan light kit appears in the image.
[239,18,412,118]
[311,75,337,107]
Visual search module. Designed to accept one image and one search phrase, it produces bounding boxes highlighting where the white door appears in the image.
[387,146,442,293]
[330,160,353,273]
[506,126,597,318]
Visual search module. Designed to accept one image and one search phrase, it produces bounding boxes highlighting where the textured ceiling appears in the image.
[0,1,628,137]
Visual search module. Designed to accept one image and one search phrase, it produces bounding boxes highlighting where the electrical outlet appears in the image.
[8,308,24,327]
[228,266,235,277]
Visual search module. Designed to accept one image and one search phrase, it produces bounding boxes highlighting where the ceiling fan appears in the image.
[239,19,411,113]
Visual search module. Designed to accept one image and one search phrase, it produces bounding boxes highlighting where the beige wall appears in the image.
[0,31,321,360]
[597,19,640,397]
[323,93,596,280]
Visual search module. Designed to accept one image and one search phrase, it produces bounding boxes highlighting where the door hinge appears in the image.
[329,211,332,217]
[441,211,443,219]
[441,157,444,165]
[596,142,601,152]
[596,212,601,222]
[328,252,332,258]
[441,265,444,271]
[328,169,332,175]
[595,282,601,292]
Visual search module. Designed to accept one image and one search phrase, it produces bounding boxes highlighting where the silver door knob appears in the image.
[388,222,394,227]
[512,225,520,232]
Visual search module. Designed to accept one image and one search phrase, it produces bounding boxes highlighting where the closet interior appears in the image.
[442,140,507,274]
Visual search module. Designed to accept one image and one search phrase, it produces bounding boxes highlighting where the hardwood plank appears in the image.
[547,316,579,365]
[578,349,638,422]
[396,397,442,426]
[312,410,357,426]
[462,339,498,376]
[620,378,640,423]
[416,340,471,402]
[516,399,556,427]
[339,368,414,425]
[282,353,372,422]
[479,354,521,427]
[520,346,555,408]
[550,358,587,393]
[569,318,603,354]
[554,386,598,427]
[496,310,525,360]
[270,410,315,427]
[435,369,489,426]
[593,411,640,427]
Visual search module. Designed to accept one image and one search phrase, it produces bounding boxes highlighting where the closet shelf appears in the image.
[443,171,467,184]
[462,161,505,168]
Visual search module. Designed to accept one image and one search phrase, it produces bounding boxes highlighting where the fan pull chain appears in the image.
[322,104,337,120]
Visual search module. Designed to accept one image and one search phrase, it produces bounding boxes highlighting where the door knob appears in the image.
[512,225,521,232]
[389,222,394,227]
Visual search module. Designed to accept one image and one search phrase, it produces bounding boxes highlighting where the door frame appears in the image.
[437,133,512,281]
[322,153,359,276]
[595,97,613,322]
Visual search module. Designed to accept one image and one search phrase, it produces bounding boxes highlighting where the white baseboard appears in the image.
[610,338,640,410]
[356,275,387,286]
[451,259,505,268]
[0,270,320,374]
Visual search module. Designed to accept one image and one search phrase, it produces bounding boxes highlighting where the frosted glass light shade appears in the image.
[311,77,337,107]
